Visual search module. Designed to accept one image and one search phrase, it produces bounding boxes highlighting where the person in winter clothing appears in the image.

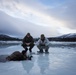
[22,33,34,53]
[36,34,49,53]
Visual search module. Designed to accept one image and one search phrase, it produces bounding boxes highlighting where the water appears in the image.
[0,42,76,75]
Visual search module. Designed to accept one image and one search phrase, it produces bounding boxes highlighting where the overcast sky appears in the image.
[0,0,76,38]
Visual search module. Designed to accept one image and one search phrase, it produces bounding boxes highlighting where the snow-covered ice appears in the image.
[0,42,76,75]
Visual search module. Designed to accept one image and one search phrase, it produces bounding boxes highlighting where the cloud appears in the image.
[0,0,64,27]
[0,0,76,37]
[0,0,63,36]
[0,10,59,38]
[22,0,76,30]
[0,11,23,37]
[44,0,76,29]
[64,0,76,29]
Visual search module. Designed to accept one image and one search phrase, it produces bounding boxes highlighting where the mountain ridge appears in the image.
[0,33,76,41]
[0,34,21,41]
[48,33,76,42]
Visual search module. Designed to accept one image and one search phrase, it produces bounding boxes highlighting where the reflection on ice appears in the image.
[22,61,34,74]
[37,54,49,75]
[0,42,76,75]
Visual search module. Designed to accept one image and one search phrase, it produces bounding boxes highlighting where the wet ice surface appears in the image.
[0,42,76,75]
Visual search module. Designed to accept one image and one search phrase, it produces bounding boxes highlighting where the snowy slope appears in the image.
[58,33,76,38]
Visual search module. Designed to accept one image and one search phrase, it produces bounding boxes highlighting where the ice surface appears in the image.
[0,42,76,75]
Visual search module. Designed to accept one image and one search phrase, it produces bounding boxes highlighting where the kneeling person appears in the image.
[36,34,49,53]
[22,33,34,53]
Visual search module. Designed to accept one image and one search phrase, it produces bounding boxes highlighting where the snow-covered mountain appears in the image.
[48,33,76,41]
[58,33,76,38]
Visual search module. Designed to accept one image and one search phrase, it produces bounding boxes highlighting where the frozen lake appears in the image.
[0,42,76,75]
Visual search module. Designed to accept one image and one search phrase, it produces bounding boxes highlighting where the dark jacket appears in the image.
[22,36,34,44]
